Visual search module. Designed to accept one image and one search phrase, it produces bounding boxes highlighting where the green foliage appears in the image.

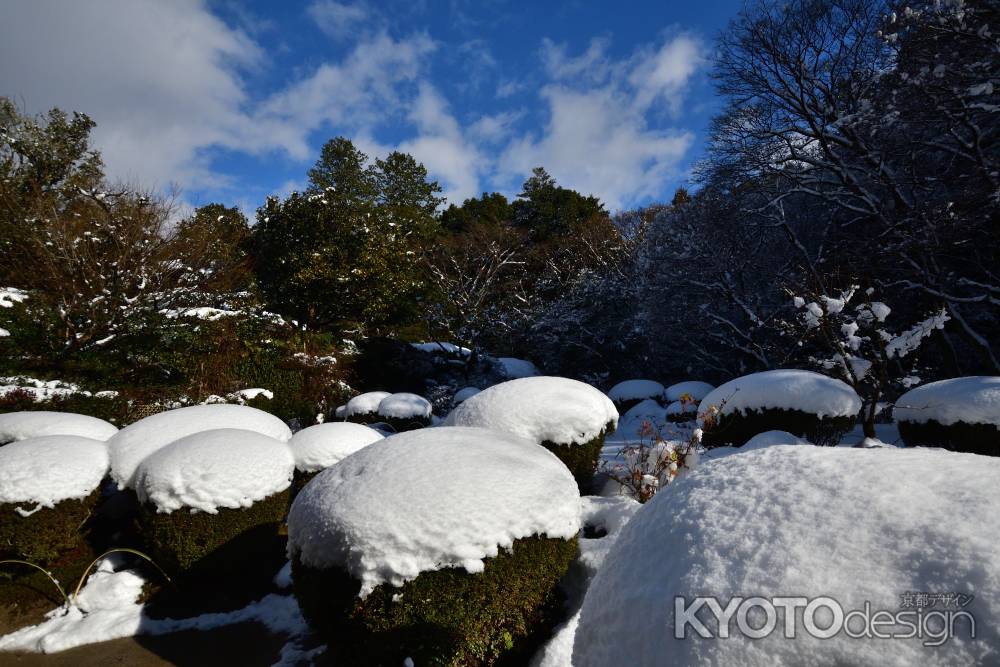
[701,408,856,448]
[898,419,999,457]
[542,432,607,493]
[440,192,513,233]
[0,490,100,566]
[513,167,605,239]
[292,534,578,666]
[137,490,289,579]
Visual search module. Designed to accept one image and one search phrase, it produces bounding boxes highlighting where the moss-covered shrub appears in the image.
[898,419,999,456]
[293,534,578,666]
[542,431,606,493]
[0,489,100,565]
[701,408,855,448]
[137,490,289,581]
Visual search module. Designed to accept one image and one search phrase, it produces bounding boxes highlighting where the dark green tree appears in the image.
[512,167,605,238]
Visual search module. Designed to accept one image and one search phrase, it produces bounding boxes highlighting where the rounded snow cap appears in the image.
[443,376,619,445]
[573,447,1000,666]
[452,386,481,405]
[343,391,391,418]
[698,369,861,421]
[664,380,715,403]
[0,411,118,444]
[741,430,812,451]
[287,426,582,597]
[289,422,385,472]
[108,404,292,489]
[0,436,109,507]
[134,428,293,514]
[607,379,665,403]
[895,376,1000,427]
[377,393,432,419]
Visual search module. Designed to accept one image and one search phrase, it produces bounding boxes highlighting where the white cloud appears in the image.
[307,1,371,40]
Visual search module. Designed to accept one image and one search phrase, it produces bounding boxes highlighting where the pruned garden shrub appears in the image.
[376,392,433,432]
[895,377,1000,456]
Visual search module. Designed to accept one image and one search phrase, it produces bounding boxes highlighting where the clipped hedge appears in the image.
[137,490,289,581]
[898,419,999,456]
[380,414,431,433]
[702,408,855,448]
[293,534,578,666]
[0,489,100,565]
[542,431,607,493]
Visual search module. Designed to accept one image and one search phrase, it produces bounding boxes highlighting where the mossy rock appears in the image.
[293,534,578,666]
[137,490,289,582]
[701,407,855,448]
[898,419,999,456]
[0,489,100,566]
[542,430,607,493]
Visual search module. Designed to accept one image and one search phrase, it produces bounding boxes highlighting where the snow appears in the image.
[607,379,665,403]
[134,428,294,514]
[614,399,668,441]
[741,430,812,451]
[342,391,391,417]
[664,380,715,402]
[107,404,293,489]
[497,356,541,379]
[377,392,433,419]
[0,436,109,509]
[0,376,112,402]
[287,426,581,597]
[573,447,1000,666]
[452,386,481,404]
[160,306,240,321]
[666,400,696,417]
[0,411,118,444]
[895,376,1000,428]
[235,388,273,401]
[289,422,384,473]
[443,377,619,446]
[698,369,861,420]
[0,557,310,655]
[0,287,28,309]
[0,328,9,337]
[410,341,472,357]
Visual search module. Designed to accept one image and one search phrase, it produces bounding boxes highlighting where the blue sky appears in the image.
[1,0,743,214]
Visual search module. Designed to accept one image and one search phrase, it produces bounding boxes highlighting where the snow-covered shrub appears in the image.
[698,370,860,447]
[664,380,714,403]
[288,422,384,494]
[287,427,581,665]
[665,397,698,423]
[741,430,812,451]
[601,423,701,503]
[573,447,1000,665]
[133,429,293,579]
[452,386,481,406]
[0,411,117,445]
[443,376,619,491]
[0,436,108,564]
[895,377,1000,456]
[607,379,665,412]
[341,391,392,424]
[376,392,433,432]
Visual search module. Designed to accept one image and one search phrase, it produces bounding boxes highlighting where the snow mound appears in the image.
[574,447,1000,666]
[895,376,1000,427]
[287,426,581,597]
[343,391,391,418]
[666,400,696,417]
[443,377,618,445]
[497,357,541,379]
[607,379,665,403]
[615,399,668,441]
[107,404,292,489]
[665,380,715,402]
[289,422,384,472]
[741,430,812,451]
[377,392,432,419]
[134,428,293,513]
[0,436,109,508]
[698,369,861,420]
[453,386,481,404]
[0,411,118,444]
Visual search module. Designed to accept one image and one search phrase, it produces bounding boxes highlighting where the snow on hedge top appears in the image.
[107,404,293,489]
[698,369,861,420]
[0,436,109,507]
[287,426,581,596]
[665,380,715,402]
[497,357,540,379]
[134,428,294,513]
[0,411,118,444]
[343,391,391,417]
[377,393,432,419]
[443,376,618,445]
[607,379,665,403]
[895,376,1000,427]
[453,386,481,404]
[573,447,1000,666]
[289,422,384,472]
[741,429,812,451]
